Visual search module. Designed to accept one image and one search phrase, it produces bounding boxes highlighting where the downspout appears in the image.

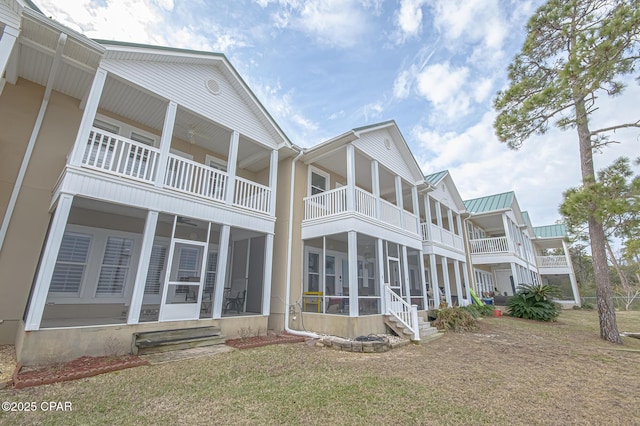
[0,33,67,253]
[284,149,319,338]
[462,215,477,297]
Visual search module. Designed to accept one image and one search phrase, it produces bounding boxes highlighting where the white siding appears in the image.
[352,129,415,183]
[0,0,22,29]
[99,59,280,149]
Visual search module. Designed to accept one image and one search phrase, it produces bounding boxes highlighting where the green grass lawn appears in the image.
[1,310,639,425]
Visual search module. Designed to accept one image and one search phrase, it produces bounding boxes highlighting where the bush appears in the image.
[507,283,561,322]
[464,303,494,318]
[432,306,478,332]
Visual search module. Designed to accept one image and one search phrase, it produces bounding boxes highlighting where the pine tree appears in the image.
[494,0,640,343]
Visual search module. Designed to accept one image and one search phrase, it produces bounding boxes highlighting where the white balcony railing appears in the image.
[234,176,271,214]
[402,210,418,234]
[355,187,376,218]
[470,236,509,254]
[380,198,402,228]
[164,154,228,202]
[303,186,348,220]
[82,128,160,183]
[422,222,464,251]
[384,285,419,341]
[537,255,568,268]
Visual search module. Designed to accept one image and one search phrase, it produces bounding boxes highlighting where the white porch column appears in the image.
[127,210,159,324]
[423,194,432,241]
[69,67,108,166]
[347,231,358,316]
[562,239,581,304]
[442,257,452,307]
[262,233,274,315]
[502,214,515,253]
[411,185,420,233]
[395,176,404,228]
[269,150,278,215]
[447,208,454,233]
[429,254,438,308]
[377,238,385,312]
[510,263,519,293]
[418,251,428,310]
[24,194,74,330]
[453,260,463,305]
[154,101,178,187]
[346,144,356,212]
[371,160,380,219]
[212,225,231,318]
[401,245,411,305]
[462,261,471,302]
[0,26,19,88]
[456,214,463,237]
[225,131,240,205]
[435,200,443,228]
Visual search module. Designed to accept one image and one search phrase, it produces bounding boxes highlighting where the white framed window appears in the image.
[205,154,227,172]
[50,233,92,294]
[144,244,167,295]
[96,237,134,296]
[308,167,330,196]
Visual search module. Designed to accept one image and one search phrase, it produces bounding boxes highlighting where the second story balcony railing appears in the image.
[421,222,464,251]
[80,127,272,215]
[537,255,568,268]
[470,236,509,254]
[303,186,418,234]
[82,128,160,184]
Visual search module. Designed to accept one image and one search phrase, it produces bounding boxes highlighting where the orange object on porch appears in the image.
[493,309,502,317]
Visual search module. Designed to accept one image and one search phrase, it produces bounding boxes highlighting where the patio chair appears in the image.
[223,290,246,314]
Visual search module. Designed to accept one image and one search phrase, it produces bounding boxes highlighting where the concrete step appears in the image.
[132,326,224,355]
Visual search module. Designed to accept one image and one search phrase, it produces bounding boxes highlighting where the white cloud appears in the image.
[395,0,428,42]
[415,62,471,120]
[393,69,412,99]
[473,78,493,104]
[363,102,384,121]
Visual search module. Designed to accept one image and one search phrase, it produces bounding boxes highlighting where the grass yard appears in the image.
[1,310,639,425]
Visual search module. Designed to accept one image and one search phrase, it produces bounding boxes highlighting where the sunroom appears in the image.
[27,197,270,330]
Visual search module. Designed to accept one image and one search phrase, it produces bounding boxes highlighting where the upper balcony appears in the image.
[421,222,464,252]
[303,186,419,235]
[81,127,272,214]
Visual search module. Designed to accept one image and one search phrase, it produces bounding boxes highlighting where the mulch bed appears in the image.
[225,333,306,350]
[12,355,148,389]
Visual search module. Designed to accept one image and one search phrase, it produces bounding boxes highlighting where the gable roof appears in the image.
[425,170,448,185]
[464,191,514,214]
[533,224,567,239]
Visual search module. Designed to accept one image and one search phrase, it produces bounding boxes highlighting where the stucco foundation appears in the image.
[291,313,387,338]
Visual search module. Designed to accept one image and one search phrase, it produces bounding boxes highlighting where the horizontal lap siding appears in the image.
[100,60,279,148]
[352,129,415,183]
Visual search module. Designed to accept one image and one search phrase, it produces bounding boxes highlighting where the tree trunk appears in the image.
[575,97,622,344]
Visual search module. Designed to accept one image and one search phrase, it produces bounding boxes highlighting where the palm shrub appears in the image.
[507,283,562,322]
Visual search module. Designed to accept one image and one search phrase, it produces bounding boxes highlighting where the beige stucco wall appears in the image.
[0,79,83,344]
[292,313,387,338]
[17,315,269,365]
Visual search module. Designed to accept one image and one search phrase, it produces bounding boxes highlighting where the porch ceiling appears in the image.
[470,214,506,235]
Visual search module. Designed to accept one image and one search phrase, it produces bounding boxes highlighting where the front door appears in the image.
[387,257,403,313]
[159,240,206,321]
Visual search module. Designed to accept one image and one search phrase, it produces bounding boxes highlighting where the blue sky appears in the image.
[36,0,640,228]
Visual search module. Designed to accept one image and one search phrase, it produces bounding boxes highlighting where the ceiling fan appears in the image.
[177,216,198,227]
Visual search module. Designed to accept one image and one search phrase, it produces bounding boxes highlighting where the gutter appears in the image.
[284,149,319,338]
[0,32,67,253]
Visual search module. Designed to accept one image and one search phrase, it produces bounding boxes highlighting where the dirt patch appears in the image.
[12,355,148,389]
[225,333,305,349]
[0,345,16,388]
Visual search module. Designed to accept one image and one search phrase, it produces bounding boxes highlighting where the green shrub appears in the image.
[507,283,561,322]
[432,306,478,332]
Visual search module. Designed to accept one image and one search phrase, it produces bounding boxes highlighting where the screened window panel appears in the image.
[96,237,134,295]
[144,245,167,295]
[204,251,218,294]
[50,233,91,293]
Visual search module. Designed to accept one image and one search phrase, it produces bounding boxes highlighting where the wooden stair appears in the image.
[383,314,441,343]
[132,326,225,355]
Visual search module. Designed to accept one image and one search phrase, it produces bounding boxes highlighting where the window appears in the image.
[307,252,320,292]
[144,245,167,295]
[176,247,201,294]
[50,233,92,294]
[130,132,155,146]
[93,119,120,135]
[96,237,134,296]
[309,168,329,196]
[204,251,218,296]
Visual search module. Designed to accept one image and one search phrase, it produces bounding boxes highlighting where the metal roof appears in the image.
[533,224,567,238]
[424,170,448,185]
[463,191,514,213]
[522,211,533,228]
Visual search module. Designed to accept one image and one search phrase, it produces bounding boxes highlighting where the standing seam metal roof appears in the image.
[424,170,448,185]
[533,224,567,238]
[463,191,514,213]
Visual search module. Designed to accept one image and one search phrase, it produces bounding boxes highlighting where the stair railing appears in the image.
[384,285,420,341]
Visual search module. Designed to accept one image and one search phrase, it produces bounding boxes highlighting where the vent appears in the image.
[384,138,391,150]
[205,79,221,95]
